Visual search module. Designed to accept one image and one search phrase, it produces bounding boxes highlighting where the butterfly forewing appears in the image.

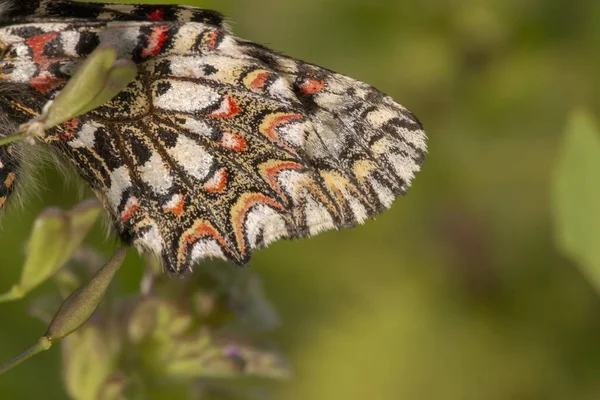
[0,0,426,274]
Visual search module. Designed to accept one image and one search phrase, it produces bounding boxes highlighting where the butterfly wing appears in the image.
[0,2,426,273]
[5,0,225,26]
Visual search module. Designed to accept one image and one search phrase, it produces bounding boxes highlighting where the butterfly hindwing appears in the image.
[0,1,426,273]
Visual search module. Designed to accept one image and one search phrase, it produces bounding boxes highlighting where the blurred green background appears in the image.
[1,0,600,398]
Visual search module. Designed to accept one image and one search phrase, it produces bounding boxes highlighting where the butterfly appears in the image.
[0,0,427,274]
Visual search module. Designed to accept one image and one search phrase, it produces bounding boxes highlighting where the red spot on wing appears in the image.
[26,33,66,94]
[147,8,165,21]
[203,168,228,193]
[121,197,139,223]
[202,29,220,50]
[30,74,66,94]
[231,193,285,256]
[250,72,270,89]
[59,118,80,142]
[27,32,58,69]
[300,78,326,94]
[141,26,169,58]
[209,96,241,118]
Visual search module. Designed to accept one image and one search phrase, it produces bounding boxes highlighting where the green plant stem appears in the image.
[0,336,52,376]
[0,132,29,147]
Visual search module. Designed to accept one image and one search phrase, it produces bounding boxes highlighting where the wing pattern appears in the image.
[0,0,426,273]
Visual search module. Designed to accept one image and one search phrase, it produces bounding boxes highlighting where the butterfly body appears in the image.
[0,1,426,274]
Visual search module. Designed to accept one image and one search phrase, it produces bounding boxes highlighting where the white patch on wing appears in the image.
[168,54,246,84]
[100,23,143,57]
[171,23,207,54]
[69,121,101,149]
[59,31,80,57]
[191,238,226,262]
[154,80,220,113]
[183,118,213,137]
[304,197,335,236]
[397,124,427,151]
[108,165,132,209]
[216,34,243,56]
[387,151,418,185]
[170,136,214,181]
[133,221,164,254]
[278,119,308,148]
[348,197,368,223]
[268,77,296,102]
[0,41,36,82]
[277,169,308,202]
[244,205,287,249]
[139,152,173,194]
[368,176,395,208]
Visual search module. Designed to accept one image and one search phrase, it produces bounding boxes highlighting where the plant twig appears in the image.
[0,336,52,376]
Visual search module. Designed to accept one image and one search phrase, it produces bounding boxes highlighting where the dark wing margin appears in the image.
[1,0,226,28]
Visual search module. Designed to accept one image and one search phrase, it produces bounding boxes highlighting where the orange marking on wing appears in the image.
[209,96,241,118]
[203,168,228,193]
[0,197,6,208]
[320,170,353,205]
[59,118,80,142]
[142,25,169,58]
[221,130,247,151]
[163,194,185,216]
[230,192,284,256]
[260,160,304,201]
[300,78,326,94]
[4,173,15,189]
[179,220,230,265]
[259,112,303,141]
[30,74,66,94]
[250,71,270,89]
[121,197,139,223]
[9,101,38,119]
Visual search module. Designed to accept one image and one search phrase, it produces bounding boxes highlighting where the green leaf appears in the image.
[0,200,102,303]
[553,110,600,291]
[42,47,137,129]
[62,325,121,400]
